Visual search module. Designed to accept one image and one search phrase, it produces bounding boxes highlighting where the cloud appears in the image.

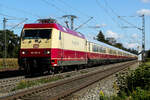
[125,43,139,48]
[137,9,150,16]
[100,24,107,27]
[88,24,107,28]
[132,33,139,38]
[141,0,150,3]
[106,30,120,39]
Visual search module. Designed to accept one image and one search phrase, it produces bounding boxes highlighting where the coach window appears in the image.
[59,31,61,40]
[100,47,103,53]
[93,45,96,52]
[96,46,98,52]
[103,48,106,53]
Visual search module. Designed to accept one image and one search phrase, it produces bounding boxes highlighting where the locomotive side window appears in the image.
[59,31,61,40]
[23,29,52,39]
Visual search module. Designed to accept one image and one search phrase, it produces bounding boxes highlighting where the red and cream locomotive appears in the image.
[18,19,137,74]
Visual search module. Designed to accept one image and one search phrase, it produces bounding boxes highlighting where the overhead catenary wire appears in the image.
[41,0,89,30]
[95,0,122,28]
[100,0,141,46]
[58,0,91,18]
[0,3,41,18]
[59,0,102,29]
[9,18,28,30]
[0,13,25,20]
[118,16,142,30]
[103,0,141,30]
[41,0,67,14]
[49,0,99,30]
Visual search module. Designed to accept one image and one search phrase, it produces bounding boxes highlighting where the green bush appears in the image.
[131,87,150,100]
[116,63,150,94]
[112,62,150,100]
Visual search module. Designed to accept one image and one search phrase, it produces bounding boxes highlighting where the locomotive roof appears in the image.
[23,23,85,39]
[86,36,137,56]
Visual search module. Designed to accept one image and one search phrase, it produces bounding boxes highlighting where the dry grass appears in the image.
[0,58,18,69]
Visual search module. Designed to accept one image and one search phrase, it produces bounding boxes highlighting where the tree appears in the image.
[146,50,150,58]
[96,30,105,42]
[0,30,20,58]
[114,43,123,49]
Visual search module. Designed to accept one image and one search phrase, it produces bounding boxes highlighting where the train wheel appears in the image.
[25,63,31,75]
[58,66,64,73]
[75,65,79,71]
[50,67,55,75]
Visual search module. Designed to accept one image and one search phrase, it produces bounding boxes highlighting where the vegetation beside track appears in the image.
[11,75,64,91]
[0,58,18,69]
[100,60,150,100]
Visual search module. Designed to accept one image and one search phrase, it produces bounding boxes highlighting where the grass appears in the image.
[98,59,150,100]
[0,58,18,69]
[109,59,150,100]
[145,61,150,66]
[80,70,88,74]
[11,75,64,91]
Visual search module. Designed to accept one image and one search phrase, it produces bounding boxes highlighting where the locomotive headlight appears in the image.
[22,51,28,54]
[44,50,50,54]
[22,51,25,54]
[47,51,50,54]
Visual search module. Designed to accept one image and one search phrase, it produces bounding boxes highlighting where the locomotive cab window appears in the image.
[22,29,52,39]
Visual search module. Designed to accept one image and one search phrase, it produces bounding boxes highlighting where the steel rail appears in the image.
[0,60,137,100]
[47,61,136,100]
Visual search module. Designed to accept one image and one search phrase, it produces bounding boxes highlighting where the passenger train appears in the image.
[18,20,137,74]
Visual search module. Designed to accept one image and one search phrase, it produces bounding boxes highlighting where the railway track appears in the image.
[0,65,98,93]
[0,60,137,100]
[0,61,116,93]
[0,76,25,93]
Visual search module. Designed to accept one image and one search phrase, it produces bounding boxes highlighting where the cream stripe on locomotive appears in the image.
[51,29,86,52]
[21,28,87,53]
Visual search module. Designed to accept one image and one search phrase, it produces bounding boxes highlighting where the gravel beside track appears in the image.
[0,60,136,100]
[0,66,102,93]
[65,62,139,100]
[0,61,124,94]
[0,76,25,93]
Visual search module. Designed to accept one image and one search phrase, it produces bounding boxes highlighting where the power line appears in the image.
[103,0,141,30]
[104,0,120,18]
[9,18,28,30]
[59,0,91,18]
[118,16,142,30]
[0,13,25,20]
[57,0,100,29]
[41,0,67,14]
[100,0,141,47]
[0,3,41,18]
[95,0,122,28]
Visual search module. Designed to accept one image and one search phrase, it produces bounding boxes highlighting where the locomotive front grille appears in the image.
[21,57,51,66]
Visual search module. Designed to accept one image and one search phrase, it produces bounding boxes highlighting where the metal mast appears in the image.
[141,15,145,61]
[3,18,7,67]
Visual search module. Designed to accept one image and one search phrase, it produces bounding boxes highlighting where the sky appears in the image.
[0,0,150,50]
